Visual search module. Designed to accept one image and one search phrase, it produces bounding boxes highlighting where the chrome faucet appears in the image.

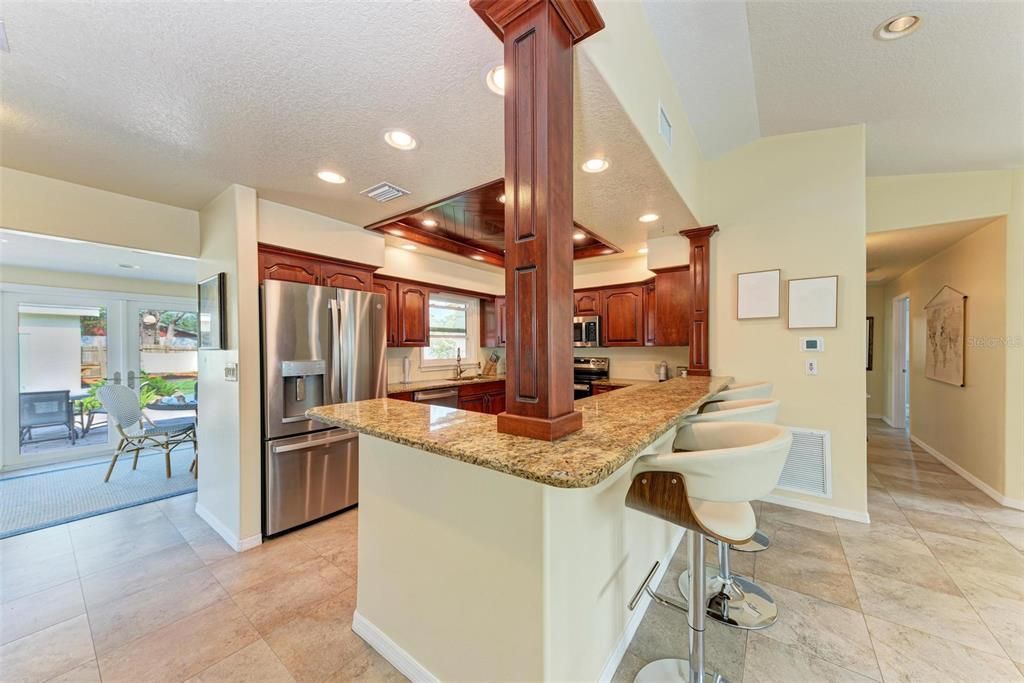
[453,348,476,380]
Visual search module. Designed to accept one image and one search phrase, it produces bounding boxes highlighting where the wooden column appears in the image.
[471,0,604,441]
[680,226,719,376]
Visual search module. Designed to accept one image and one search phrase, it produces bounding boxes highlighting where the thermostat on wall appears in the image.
[800,337,824,352]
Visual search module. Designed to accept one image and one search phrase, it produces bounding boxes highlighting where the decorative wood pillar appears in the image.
[471,0,604,441]
[680,226,719,376]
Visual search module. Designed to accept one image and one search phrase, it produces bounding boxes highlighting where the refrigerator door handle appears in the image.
[271,432,358,454]
[328,298,341,405]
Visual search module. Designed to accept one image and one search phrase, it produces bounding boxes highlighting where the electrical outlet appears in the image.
[805,359,818,376]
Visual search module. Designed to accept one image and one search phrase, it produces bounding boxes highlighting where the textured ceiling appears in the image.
[643,0,1024,175]
[0,1,696,262]
[866,217,998,283]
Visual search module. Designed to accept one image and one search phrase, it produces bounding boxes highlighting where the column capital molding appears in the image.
[679,225,720,240]
[470,0,605,44]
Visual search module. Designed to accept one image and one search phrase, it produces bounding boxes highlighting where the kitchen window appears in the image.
[421,293,479,369]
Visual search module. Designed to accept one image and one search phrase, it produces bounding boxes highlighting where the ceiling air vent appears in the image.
[360,182,410,203]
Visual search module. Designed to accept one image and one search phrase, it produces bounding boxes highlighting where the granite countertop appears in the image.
[308,375,731,489]
[591,378,659,388]
[387,375,506,395]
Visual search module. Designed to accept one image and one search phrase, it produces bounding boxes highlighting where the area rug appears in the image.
[0,448,198,539]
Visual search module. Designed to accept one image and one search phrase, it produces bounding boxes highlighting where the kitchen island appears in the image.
[308,375,730,682]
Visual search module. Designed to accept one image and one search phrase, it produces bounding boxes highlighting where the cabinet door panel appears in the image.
[397,284,430,347]
[372,279,399,347]
[481,297,506,348]
[458,395,487,413]
[574,291,602,316]
[645,282,657,346]
[602,287,644,346]
[321,263,373,292]
[487,390,506,415]
[259,252,319,285]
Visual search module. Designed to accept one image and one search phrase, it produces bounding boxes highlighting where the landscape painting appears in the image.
[924,285,966,387]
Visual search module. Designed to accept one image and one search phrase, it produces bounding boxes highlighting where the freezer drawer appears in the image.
[264,429,359,536]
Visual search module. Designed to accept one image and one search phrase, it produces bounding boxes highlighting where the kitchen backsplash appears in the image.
[576,346,689,381]
[386,347,505,384]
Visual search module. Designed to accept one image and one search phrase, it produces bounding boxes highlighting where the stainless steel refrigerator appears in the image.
[260,279,387,536]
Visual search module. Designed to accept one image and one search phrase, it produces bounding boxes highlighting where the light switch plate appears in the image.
[224,362,239,382]
[805,359,818,376]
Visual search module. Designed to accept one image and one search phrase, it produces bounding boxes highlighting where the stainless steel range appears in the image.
[573,356,610,399]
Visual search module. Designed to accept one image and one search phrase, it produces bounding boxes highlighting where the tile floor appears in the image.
[2,419,1021,682]
[613,419,1024,682]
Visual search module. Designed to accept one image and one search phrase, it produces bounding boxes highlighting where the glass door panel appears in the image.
[127,301,198,430]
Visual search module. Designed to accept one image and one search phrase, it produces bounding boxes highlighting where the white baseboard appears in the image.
[867,413,884,420]
[597,529,686,683]
[762,493,871,524]
[881,415,895,428]
[194,502,263,552]
[910,435,1024,511]
[353,611,439,683]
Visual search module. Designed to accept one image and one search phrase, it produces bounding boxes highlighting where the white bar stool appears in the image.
[626,422,792,683]
[711,381,773,402]
[678,399,781,630]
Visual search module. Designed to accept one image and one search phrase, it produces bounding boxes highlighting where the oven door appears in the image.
[573,382,592,400]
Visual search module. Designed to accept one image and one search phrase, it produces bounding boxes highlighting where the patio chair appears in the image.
[96,384,196,483]
[19,390,76,446]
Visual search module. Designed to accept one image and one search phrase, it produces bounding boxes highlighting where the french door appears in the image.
[0,287,195,470]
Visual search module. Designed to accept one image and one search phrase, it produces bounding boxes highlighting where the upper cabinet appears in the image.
[481,296,507,347]
[396,282,430,347]
[573,291,602,316]
[601,285,645,347]
[652,267,690,346]
[644,282,657,346]
[372,279,399,347]
[258,244,375,292]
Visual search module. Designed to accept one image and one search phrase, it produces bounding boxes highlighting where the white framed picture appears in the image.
[737,269,781,319]
[788,276,838,329]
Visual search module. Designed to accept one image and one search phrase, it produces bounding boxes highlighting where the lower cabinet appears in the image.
[457,380,506,415]
[591,384,621,396]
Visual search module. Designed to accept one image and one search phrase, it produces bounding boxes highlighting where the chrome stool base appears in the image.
[677,569,778,630]
[730,529,770,553]
[634,658,728,683]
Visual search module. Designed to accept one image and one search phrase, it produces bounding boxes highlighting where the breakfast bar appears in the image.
[308,375,730,681]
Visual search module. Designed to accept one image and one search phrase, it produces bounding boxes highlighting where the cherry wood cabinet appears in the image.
[574,291,602,316]
[601,285,645,347]
[481,296,507,347]
[644,282,657,346]
[591,384,621,396]
[396,283,430,347]
[258,244,375,291]
[372,279,399,347]
[388,390,414,402]
[652,267,690,347]
[458,380,506,414]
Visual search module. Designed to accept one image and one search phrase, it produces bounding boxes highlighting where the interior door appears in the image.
[1,290,125,469]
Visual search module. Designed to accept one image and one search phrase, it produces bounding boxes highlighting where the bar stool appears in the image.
[626,422,792,683]
[678,399,781,630]
[712,381,773,402]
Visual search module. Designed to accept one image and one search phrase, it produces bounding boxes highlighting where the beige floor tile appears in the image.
[866,615,1022,682]
[0,614,94,682]
[79,541,203,608]
[0,527,80,603]
[187,527,238,565]
[97,599,259,683]
[1,579,85,646]
[158,494,215,541]
[755,581,880,680]
[89,566,228,654]
[209,536,318,594]
[993,524,1024,553]
[901,507,1007,544]
[754,522,860,610]
[851,570,1003,655]
[67,503,166,544]
[293,509,358,557]
[185,639,295,683]
[322,645,406,682]
[71,516,185,576]
[231,556,353,634]
[918,528,1023,577]
[887,488,983,520]
[263,588,365,683]
[741,633,874,683]
[323,536,359,579]
[759,502,838,535]
[866,498,911,526]
[45,659,101,683]
[0,524,74,562]
[836,519,961,595]
[945,563,1024,663]
[967,503,1024,530]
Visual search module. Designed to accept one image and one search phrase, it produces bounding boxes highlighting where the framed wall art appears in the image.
[924,285,966,387]
[198,272,227,350]
[737,269,781,320]
[788,275,838,329]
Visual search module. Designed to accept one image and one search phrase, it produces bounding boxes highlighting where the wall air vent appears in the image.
[776,427,832,498]
[360,182,410,203]
[658,101,672,149]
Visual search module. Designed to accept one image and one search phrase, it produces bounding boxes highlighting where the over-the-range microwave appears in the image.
[573,315,601,348]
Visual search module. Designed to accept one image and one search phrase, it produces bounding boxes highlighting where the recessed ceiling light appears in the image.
[486,65,506,96]
[497,194,506,204]
[470,254,486,261]
[402,244,418,251]
[602,249,614,255]
[422,219,438,228]
[384,129,417,150]
[317,170,346,184]
[573,231,587,241]
[875,14,922,40]
[638,213,660,223]
[118,263,141,270]
[389,229,405,237]
[637,246,649,254]
[581,158,610,173]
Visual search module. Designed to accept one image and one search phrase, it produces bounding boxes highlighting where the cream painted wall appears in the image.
[882,218,1008,498]
[702,125,868,518]
[0,265,195,298]
[196,184,262,548]
[1007,172,1024,501]
[866,170,1012,233]
[0,167,200,256]
[379,246,504,295]
[257,199,386,267]
[866,286,887,418]
[573,255,652,289]
[645,234,689,270]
